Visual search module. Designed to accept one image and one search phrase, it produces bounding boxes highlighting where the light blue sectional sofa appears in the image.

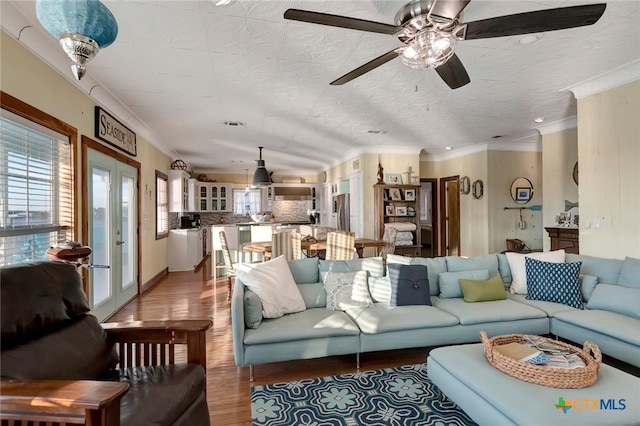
[231,252,640,379]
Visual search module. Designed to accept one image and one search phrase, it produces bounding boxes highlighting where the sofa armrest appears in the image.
[102,320,212,369]
[230,277,247,366]
[0,380,128,426]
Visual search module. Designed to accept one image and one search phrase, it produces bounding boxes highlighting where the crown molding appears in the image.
[535,116,577,135]
[324,145,422,170]
[421,136,541,162]
[561,59,640,99]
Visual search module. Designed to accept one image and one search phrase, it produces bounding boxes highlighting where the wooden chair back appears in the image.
[325,231,355,260]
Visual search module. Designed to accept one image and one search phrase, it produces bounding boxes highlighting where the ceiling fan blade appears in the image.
[284,9,401,35]
[464,3,606,40]
[435,54,470,89]
[330,50,401,85]
[430,0,471,21]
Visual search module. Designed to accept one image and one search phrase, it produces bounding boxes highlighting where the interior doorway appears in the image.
[439,176,461,256]
[419,178,438,257]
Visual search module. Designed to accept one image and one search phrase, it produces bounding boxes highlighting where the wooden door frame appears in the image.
[439,175,461,256]
[82,135,142,297]
[420,178,439,257]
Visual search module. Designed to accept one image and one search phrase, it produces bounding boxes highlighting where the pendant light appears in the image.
[244,168,250,193]
[35,0,118,80]
[252,146,271,187]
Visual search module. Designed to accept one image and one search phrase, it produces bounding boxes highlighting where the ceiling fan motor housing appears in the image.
[395,0,465,44]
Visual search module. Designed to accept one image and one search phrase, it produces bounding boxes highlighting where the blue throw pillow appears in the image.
[525,258,583,309]
[387,263,431,306]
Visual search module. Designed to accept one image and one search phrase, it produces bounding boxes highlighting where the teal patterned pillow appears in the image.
[525,258,583,309]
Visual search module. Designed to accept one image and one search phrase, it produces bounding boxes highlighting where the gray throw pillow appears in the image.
[388,263,431,307]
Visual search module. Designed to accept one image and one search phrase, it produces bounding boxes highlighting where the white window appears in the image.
[0,113,73,265]
[233,189,261,216]
[156,170,168,239]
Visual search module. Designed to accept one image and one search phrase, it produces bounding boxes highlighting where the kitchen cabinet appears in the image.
[168,228,205,271]
[168,170,195,213]
[195,182,231,212]
[374,183,421,257]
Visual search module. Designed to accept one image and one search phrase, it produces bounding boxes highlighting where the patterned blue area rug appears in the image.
[251,364,477,425]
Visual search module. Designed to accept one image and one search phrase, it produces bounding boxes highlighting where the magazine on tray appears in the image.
[521,335,586,369]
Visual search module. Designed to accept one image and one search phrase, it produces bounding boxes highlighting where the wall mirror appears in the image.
[510,177,533,204]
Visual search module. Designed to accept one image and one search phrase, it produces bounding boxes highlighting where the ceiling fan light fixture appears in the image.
[252,146,271,187]
[401,29,456,70]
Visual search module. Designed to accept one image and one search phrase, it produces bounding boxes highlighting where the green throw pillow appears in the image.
[459,275,506,303]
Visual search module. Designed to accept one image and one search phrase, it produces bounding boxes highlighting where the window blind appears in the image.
[156,170,168,239]
[233,189,261,215]
[0,115,73,265]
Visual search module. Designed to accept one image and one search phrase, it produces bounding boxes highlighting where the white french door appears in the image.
[87,148,138,321]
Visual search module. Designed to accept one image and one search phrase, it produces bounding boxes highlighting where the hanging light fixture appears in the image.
[35,0,118,80]
[244,168,251,193]
[252,146,271,187]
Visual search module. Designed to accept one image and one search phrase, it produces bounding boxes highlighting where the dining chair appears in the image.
[325,230,356,260]
[219,231,236,301]
[271,231,303,260]
[379,226,398,263]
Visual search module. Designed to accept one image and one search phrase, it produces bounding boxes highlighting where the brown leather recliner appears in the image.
[0,261,212,426]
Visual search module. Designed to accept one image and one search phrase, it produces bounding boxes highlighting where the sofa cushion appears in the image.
[236,255,306,318]
[243,308,360,344]
[387,254,447,296]
[319,257,384,278]
[506,293,577,317]
[243,290,263,329]
[580,274,598,302]
[587,284,640,320]
[297,283,326,309]
[0,315,118,380]
[565,254,622,285]
[1,261,90,345]
[459,275,506,303]
[506,250,565,294]
[525,258,583,309]
[119,363,206,426]
[368,275,392,304]
[387,263,431,306]
[618,256,640,289]
[554,310,640,347]
[323,271,374,311]
[438,270,490,299]
[346,303,459,333]
[497,253,512,284]
[287,257,319,284]
[432,298,547,325]
[446,254,500,281]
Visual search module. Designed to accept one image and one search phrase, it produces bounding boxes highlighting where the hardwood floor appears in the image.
[107,256,429,425]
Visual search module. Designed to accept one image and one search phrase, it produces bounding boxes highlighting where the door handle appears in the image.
[116,240,125,246]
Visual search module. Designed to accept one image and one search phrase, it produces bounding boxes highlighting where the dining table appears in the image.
[242,238,385,260]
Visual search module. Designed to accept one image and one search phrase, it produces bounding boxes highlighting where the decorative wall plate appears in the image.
[472,179,484,199]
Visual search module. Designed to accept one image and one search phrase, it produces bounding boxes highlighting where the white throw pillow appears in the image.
[235,255,306,318]
[323,271,374,311]
[506,250,565,294]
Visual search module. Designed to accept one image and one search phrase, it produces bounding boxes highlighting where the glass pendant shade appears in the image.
[252,147,271,187]
[401,29,456,70]
[36,0,118,80]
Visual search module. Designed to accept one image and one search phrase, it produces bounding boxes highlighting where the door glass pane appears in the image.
[212,186,217,198]
[212,199,217,211]
[221,186,226,197]
[121,175,135,290]
[92,168,111,306]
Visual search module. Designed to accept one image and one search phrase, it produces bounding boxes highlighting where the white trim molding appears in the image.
[421,136,541,162]
[562,60,640,99]
[535,116,577,135]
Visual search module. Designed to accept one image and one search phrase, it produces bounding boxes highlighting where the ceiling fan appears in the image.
[283,0,606,89]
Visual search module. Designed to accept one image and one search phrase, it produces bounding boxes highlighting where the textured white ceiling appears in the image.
[4,0,640,175]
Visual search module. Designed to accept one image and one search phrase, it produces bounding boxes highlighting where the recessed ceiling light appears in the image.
[214,0,235,6]
[534,117,545,123]
[445,146,453,150]
[519,35,539,45]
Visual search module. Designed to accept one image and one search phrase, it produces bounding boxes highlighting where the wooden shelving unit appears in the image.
[373,183,421,257]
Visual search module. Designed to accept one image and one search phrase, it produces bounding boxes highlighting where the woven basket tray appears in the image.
[480,331,601,389]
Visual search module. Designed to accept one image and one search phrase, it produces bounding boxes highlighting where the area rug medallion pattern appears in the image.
[251,364,477,425]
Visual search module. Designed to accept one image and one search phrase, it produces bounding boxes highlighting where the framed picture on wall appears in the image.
[385,205,395,216]
[404,189,416,201]
[516,187,531,202]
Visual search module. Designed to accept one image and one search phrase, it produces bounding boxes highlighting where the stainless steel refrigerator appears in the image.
[336,193,350,231]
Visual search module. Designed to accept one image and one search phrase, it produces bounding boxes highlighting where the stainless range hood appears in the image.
[274,186,312,200]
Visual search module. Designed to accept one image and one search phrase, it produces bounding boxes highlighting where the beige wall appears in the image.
[541,128,579,251]
[1,31,171,284]
[577,80,640,258]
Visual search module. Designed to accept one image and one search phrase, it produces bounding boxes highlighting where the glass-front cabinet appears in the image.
[195,183,230,212]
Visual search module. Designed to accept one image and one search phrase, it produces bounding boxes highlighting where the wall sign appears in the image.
[95,106,136,156]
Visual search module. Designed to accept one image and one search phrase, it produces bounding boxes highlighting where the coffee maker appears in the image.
[180,214,201,229]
